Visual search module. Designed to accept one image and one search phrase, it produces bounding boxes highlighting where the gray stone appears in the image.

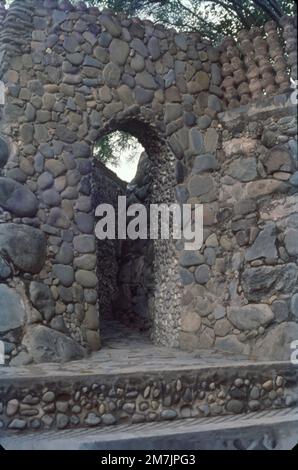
[8,419,26,430]
[136,71,158,90]
[160,409,178,420]
[0,223,46,274]
[272,300,289,323]
[179,268,194,285]
[204,128,218,153]
[23,325,85,363]
[50,316,68,333]
[74,254,96,270]
[284,228,298,256]
[85,413,101,426]
[0,136,9,168]
[56,243,74,265]
[109,39,129,65]
[48,208,70,229]
[100,14,121,37]
[165,103,182,123]
[0,285,26,333]
[38,172,54,190]
[74,235,95,253]
[75,270,97,288]
[53,265,74,287]
[290,293,298,319]
[215,335,246,354]
[179,251,204,267]
[242,263,298,302]
[264,146,293,173]
[194,264,210,284]
[188,174,215,197]
[226,157,257,182]
[198,115,212,130]
[0,177,38,217]
[245,224,277,261]
[103,63,121,87]
[42,189,61,207]
[254,322,298,360]
[208,94,222,113]
[226,400,244,414]
[227,304,274,330]
[192,154,218,173]
[134,86,154,104]
[29,282,55,322]
[189,128,204,155]
[9,351,32,366]
[102,413,117,425]
[131,38,148,57]
[148,36,160,60]
[0,255,11,280]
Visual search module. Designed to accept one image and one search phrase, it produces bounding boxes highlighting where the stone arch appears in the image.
[91,117,181,347]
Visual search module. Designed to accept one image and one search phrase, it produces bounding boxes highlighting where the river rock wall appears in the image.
[0,0,297,364]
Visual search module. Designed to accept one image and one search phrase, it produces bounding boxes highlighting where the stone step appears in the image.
[1,406,298,450]
[1,346,297,433]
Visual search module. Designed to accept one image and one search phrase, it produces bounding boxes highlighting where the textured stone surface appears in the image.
[254,322,298,360]
[227,304,274,330]
[0,177,38,217]
[0,285,26,333]
[245,224,277,261]
[0,224,47,274]
[23,325,85,363]
[242,264,298,301]
[29,282,55,322]
[0,136,9,168]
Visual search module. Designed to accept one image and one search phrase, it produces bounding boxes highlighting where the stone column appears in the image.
[281,15,297,81]
[264,20,289,94]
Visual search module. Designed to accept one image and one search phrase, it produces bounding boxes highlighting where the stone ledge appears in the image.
[218,93,296,125]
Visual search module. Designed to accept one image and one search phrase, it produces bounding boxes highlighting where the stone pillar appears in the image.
[220,37,243,109]
[281,15,297,81]
[264,20,289,94]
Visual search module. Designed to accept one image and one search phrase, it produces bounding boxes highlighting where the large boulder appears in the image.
[23,325,86,363]
[253,322,298,361]
[0,223,47,273]
[227,304,274,330]
[0,136,9,169]
[242,263,298,302]
[0,285,26,333]
[29,282,55,321]
[0,177,38,217]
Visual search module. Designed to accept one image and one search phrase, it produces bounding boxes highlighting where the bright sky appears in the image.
[106,148,141,182]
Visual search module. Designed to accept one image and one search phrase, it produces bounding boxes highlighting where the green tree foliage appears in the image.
[94,131,141,167]
[88,0,296,41]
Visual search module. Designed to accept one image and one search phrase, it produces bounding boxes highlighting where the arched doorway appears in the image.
[92,120,181,348]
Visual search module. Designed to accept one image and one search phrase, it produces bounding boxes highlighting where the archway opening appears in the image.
[92,125,154,345]
[92,120,180,349]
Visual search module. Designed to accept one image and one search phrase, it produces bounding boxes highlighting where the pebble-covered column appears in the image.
[281,15,297,81]
[264,20,289,94]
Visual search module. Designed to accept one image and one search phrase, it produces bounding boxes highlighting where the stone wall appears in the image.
[1,361,297,431]
[0,0,297,364]
[177,93,298,359]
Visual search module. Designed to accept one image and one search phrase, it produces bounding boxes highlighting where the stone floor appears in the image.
[1,319,282,380]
